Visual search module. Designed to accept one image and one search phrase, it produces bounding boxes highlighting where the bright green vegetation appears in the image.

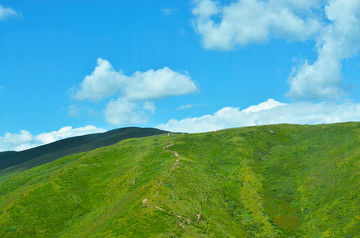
[1,123,360,237]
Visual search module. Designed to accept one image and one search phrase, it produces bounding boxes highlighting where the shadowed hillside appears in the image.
[0,123,359,237]
[0,127,168,174]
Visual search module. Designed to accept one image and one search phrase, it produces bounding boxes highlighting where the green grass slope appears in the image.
[0,127,168,174]
[0,123,360,237]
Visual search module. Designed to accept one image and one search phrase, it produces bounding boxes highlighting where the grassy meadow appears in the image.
[0,123,360,237]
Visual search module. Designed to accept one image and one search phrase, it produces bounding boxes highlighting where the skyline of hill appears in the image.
[0,127,168,174]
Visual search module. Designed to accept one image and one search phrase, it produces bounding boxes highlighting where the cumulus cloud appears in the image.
[0,5,19,20]
[242,99,285,113]
[192,0,322,50]
[157,99,360,133]
[192,0,360,100]
[125,67,198,101]
[71,58,198,126]
[0,126,106,152]
[72,59,126,102]
[72,58,198,102]
[104,98,155,126]
[288,0,360,100]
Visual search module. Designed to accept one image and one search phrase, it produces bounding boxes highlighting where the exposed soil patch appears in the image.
[196,214,201,223]
[163,144,174,149]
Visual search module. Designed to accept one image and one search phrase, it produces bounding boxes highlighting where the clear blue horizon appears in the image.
[1,0,360,151]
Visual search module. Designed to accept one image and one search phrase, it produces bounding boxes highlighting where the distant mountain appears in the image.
[0,127,168,173]
[0,123,359,237]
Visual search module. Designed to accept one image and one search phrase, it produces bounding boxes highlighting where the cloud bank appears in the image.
[0,5,18,20]
[157,99,360,133]
[71,58,199,126]
[192,0,360,100]
[0,126,106,152]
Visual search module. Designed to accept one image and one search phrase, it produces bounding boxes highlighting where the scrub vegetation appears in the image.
[0,123,360,237]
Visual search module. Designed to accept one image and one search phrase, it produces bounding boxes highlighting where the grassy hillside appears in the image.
[0,127,168,174]
[0,123,360,237]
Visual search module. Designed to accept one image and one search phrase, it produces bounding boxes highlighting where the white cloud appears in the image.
[72,58,126,102]
[177,104,195,110]
[143,101,156,114]
[0,5,18,20]
[72,58,199,102]
[71,58,198,126]
[104,98,154,126]
[288,0,360,100]
[192,0,360,100]
[68,104,80,117]
[0,126,106,152]
[157,99,360,133]
[192,0,322,50]
[124,67,198,101]
[242,99,285,113]
[176,104,202,111]
[162,8,179,16]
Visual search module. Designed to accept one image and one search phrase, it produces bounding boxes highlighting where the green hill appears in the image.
[0,123,360,237]
[0,127,168,174]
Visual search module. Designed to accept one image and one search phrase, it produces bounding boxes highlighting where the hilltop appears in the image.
[0,127,168,174]
[0,123,359,237]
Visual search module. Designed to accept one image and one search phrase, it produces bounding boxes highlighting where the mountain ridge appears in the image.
[0,127,168,174]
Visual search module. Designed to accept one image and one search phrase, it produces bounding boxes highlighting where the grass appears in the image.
[0,123,360,237]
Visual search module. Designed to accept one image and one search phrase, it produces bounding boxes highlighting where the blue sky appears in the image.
[1,0,360,151]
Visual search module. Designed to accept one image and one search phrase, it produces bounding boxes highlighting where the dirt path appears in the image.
[142,194,192,230]
[140,143,194,229]
[163,143,180,169]
[163,143,174,149]
[196,214,201,223]
[172,159,179,169]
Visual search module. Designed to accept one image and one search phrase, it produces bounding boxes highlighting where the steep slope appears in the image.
[0,123,360,237]
[0,127,168,174]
